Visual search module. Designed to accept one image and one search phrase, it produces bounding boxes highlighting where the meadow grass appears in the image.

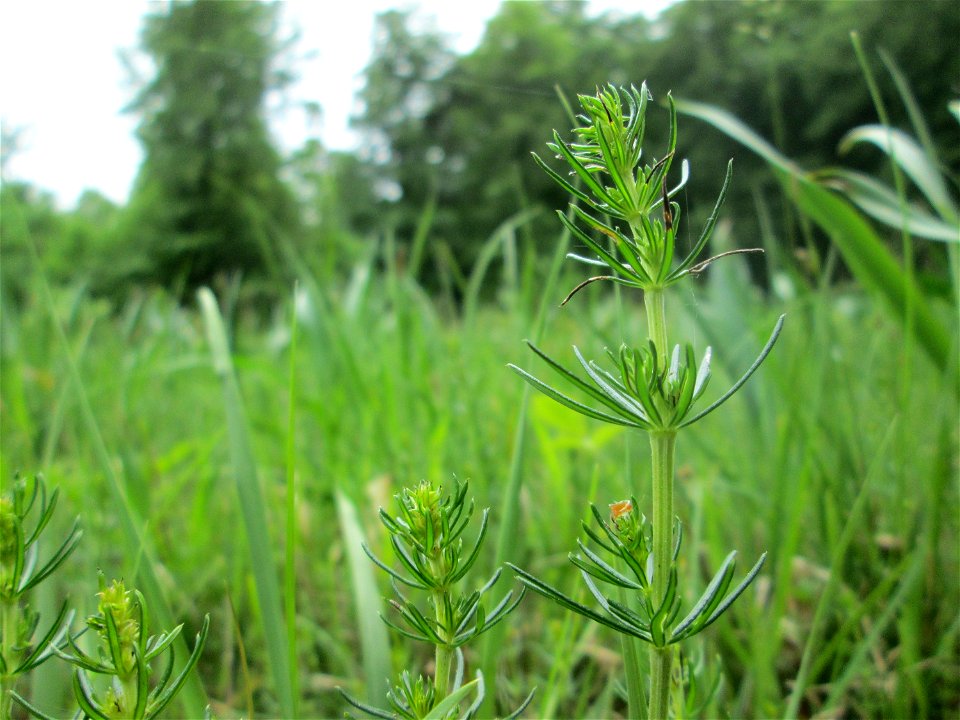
[1,212,956,717]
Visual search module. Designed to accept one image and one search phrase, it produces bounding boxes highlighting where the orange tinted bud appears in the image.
[609,499,633,521]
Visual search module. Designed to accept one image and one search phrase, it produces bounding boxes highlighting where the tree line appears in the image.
[3,0,957,307]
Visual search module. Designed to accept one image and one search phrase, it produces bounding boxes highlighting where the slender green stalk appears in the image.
[429,558,454,698]
[433,620,453,698]
[284,284,301,718]
[649,433,676,614]
[646,285,674,720]
[1,599,16,720]
[645,288,669,358]
[648,431,676,720]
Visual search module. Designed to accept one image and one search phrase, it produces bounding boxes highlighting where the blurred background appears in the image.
[1,1,957,717]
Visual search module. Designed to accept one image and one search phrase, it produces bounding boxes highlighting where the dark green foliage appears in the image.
[0,184,127,305]
[122,0,301,297]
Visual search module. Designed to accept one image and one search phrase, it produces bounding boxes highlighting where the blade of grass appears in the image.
[284,283,301,717]
[198,287,295,718]
[463,208,540,327]
[407,190,438,279]
[335,489,391,708]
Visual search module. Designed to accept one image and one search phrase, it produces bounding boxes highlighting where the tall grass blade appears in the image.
[284,284,301,717]
[335,489,392,708]
[198,287,295,717]
[407,191,437,279]
[463,208,539,325]
[837,125,958,223]
[675,99,955,389]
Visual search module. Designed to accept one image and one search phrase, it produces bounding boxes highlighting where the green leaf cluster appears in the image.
[35,575,210,720]
[509,503,766,649]
[512,313,782,432]
[0,474,81,696]
[363,480,524,649]
[342,479,531,720]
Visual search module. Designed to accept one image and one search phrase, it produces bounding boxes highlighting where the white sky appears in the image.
[0,1,673,209]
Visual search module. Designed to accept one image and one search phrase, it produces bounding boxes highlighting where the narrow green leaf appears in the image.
[552,131,619,209]
[677,99,955,385]
[16,603,75,673]
[818,168,958,242]
[509,362,642,427]
[284,283,301,717]
[449,509,490,583]
[507,563,649,641]
[570,543,642,590]
[21,519,82,593]
[73,670,110,720]
[10,691,61,720]
[133,645,150,718]
[559,210,648,284]
[681,315,785,427]
[337,688,397,720]
[424,675,483,720]
[699,552,766,631]
[360,543,425,589]
[670,552,736,640]
[198,288,294,717]
[103,607,126,678]
[839,125,958,222]
[574,348,649,421]
[24,484,57,547]
[670,159,734,279]
[532,151,598,209]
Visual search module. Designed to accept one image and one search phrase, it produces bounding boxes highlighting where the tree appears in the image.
[352,10,455,244]
[123,0,301,297]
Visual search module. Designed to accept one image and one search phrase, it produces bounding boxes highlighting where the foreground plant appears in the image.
[1,474,82,719]
[507,84,783,718]
[13,573,210,720]
[341,479,531,719]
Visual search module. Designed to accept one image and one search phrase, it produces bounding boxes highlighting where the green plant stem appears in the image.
[644,285,675,720]
[643,284,676,719]
[120,673,139,714]
[1,599,19,720]
[434,643,453,699]
[648,431,676,720]
[645,289,669,358]
[432,592,453,698]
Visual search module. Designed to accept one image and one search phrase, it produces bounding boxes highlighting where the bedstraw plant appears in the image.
[38,574,210,720]
[341,479,531,719]
[506,84,784,719]
[1,473,208,719]
[1,474,82,719]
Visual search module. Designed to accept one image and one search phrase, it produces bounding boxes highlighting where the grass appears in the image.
[1,209,957,717]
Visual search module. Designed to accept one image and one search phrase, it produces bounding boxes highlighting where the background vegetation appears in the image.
[1,0,957,717]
